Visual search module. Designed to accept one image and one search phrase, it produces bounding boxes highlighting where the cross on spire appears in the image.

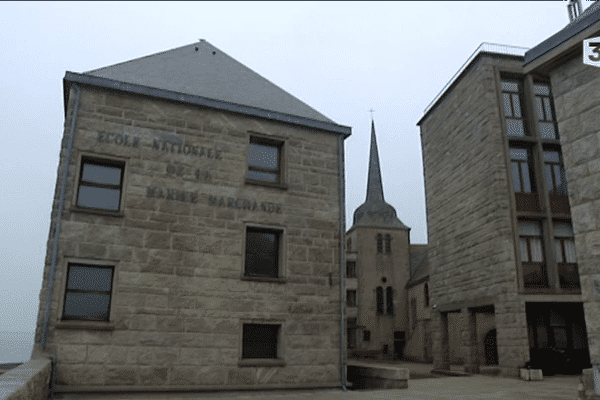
[369,108,375,119]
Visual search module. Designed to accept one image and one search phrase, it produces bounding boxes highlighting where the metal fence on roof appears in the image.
[422,42,530,117]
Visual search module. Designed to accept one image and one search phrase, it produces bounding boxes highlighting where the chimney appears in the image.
[567,0,583,22]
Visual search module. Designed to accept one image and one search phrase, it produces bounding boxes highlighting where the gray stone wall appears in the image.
[0,358,51,400]
[33,87,343,389]
[419,55,528,375]
[549,55,600,366]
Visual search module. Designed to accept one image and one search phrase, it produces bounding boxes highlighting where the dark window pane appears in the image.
[63,293,110,320]
[81,163,121,185]
[77,186,121,210]
[520,238,529,262]
[543,98,553,121]
[511,162,521,192]
[502,81,519,92]
[247,231,277,254]
[523,263,548,288]
[545,164,554,193]
[506,120,525,136]
[558,263,580,288]
[521,163,532,193]
[533,84,550,95]
[555,241,563,263]
[67,266,113,291]
[572,323,586,349]
[543,151,560,163]
[503,93,512,116]
[539,122,556,140]
[530,238,543,262]
[248,143,279,170]
[553,327,568,349]
[511,94,521,118]
[376,287,384,314]
[242,324,278,359]
[247,170,278,183]
[363,330,371,341]
[519,221,541,236]
[534,97,544,120]
[510,148,528,161]
[386,287,394,315]
[245,230,279,278]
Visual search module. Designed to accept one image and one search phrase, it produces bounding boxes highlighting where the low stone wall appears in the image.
[346,362,408,390]
[0,358,51,400]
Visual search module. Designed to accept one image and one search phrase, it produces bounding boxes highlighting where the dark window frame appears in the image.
[376,234,383,254]
[376,286,384,315]
[76,157,125,212]
[509,146,536,194]
[244,227,283,279]
[519,221,549,289]
[346,260,357,278]
[62,263,115,322]
[533,81,558,140]
[386,287,394,315]
[241,323,280,360]
[543,148,568,197]
[247,136,283,185]
[501,79,528,137]
[384,234,391,254]
[363,330,371,342]
[554,222,580,289]
[346,290,357,307]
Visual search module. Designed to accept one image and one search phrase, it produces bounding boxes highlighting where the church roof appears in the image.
[83,40,334,124]
[406,244,429,288]
[351,121,409,230]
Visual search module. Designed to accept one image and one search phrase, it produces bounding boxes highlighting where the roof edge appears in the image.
[417,51,524,126]
[63,71,352,137]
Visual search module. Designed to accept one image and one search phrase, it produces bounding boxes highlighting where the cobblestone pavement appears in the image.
[55,374,581,400]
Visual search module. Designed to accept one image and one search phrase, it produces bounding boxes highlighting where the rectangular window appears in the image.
[242,324,279,359]
[346,290,357,307]
[384,234,391,254]
[554,222,580,289]
[533,83,557,140]
[247,137,282,184]
[347,328,357,349]
[386,287,394,315]
[543,150,568,197]
[519,221,549,288]
[363,330,371,342]
[346,261,357,278]
[510,147,535,193]
[501,80,528,137]
[411,298,417,330]
[62,264,114,321]
[376,234,383,254]
[244,227,281,278]
[376,286,384,315]
[76,158,124,211]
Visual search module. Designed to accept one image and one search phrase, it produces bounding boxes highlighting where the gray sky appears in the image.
[0,1,594,336]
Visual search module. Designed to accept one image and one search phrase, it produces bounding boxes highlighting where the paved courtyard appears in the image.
[55,363,582,400]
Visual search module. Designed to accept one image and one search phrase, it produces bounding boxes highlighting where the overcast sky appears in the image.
[0,1,595,340]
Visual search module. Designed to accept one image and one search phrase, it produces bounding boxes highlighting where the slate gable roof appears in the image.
[85,40,334,123]
[407,244,429,287]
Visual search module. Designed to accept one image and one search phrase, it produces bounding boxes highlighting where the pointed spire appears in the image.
[351,119,410,230]
[366,119,385,203]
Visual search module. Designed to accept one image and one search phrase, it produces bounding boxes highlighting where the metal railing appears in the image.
[422,42,530,117]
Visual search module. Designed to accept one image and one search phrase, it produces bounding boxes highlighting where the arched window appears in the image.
[376,286,384,314]
[424,283,430,307]
[384,234,391,254]
[376,234,383,253]
[386,287,394,315]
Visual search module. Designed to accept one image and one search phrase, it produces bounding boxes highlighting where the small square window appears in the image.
[76,158,124,211]
[245,227,282,278]
[363,330,371,342]
[62,264,114,321]
[346,261,357,278]
[242,324,279,359]
[247,137,282,184]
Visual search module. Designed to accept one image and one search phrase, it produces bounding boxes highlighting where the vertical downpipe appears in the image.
[40,84,81,351]
[337,135,347,390]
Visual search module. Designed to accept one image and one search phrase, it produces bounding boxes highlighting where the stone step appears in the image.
[431,369,472,377]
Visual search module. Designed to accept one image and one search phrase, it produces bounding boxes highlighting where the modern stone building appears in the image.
[32,40,351,393]
[523,1,600,395]
[344,121,432,362]
[417,3,599,377]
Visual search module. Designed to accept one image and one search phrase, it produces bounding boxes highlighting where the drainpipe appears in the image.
[337,134,347,391]
[40,84,81,351]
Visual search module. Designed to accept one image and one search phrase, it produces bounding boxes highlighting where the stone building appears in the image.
[522,1,600,395]
[32,40,351,393]
[417,4,599,377]
[344,121,432,362]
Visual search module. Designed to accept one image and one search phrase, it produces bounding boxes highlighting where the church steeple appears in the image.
[352,120,409,230]
[366,119,385,203]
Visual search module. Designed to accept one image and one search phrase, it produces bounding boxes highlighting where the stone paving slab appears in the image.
[55,374,580,400]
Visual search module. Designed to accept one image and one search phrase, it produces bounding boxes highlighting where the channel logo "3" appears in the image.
[584,37,600,67]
